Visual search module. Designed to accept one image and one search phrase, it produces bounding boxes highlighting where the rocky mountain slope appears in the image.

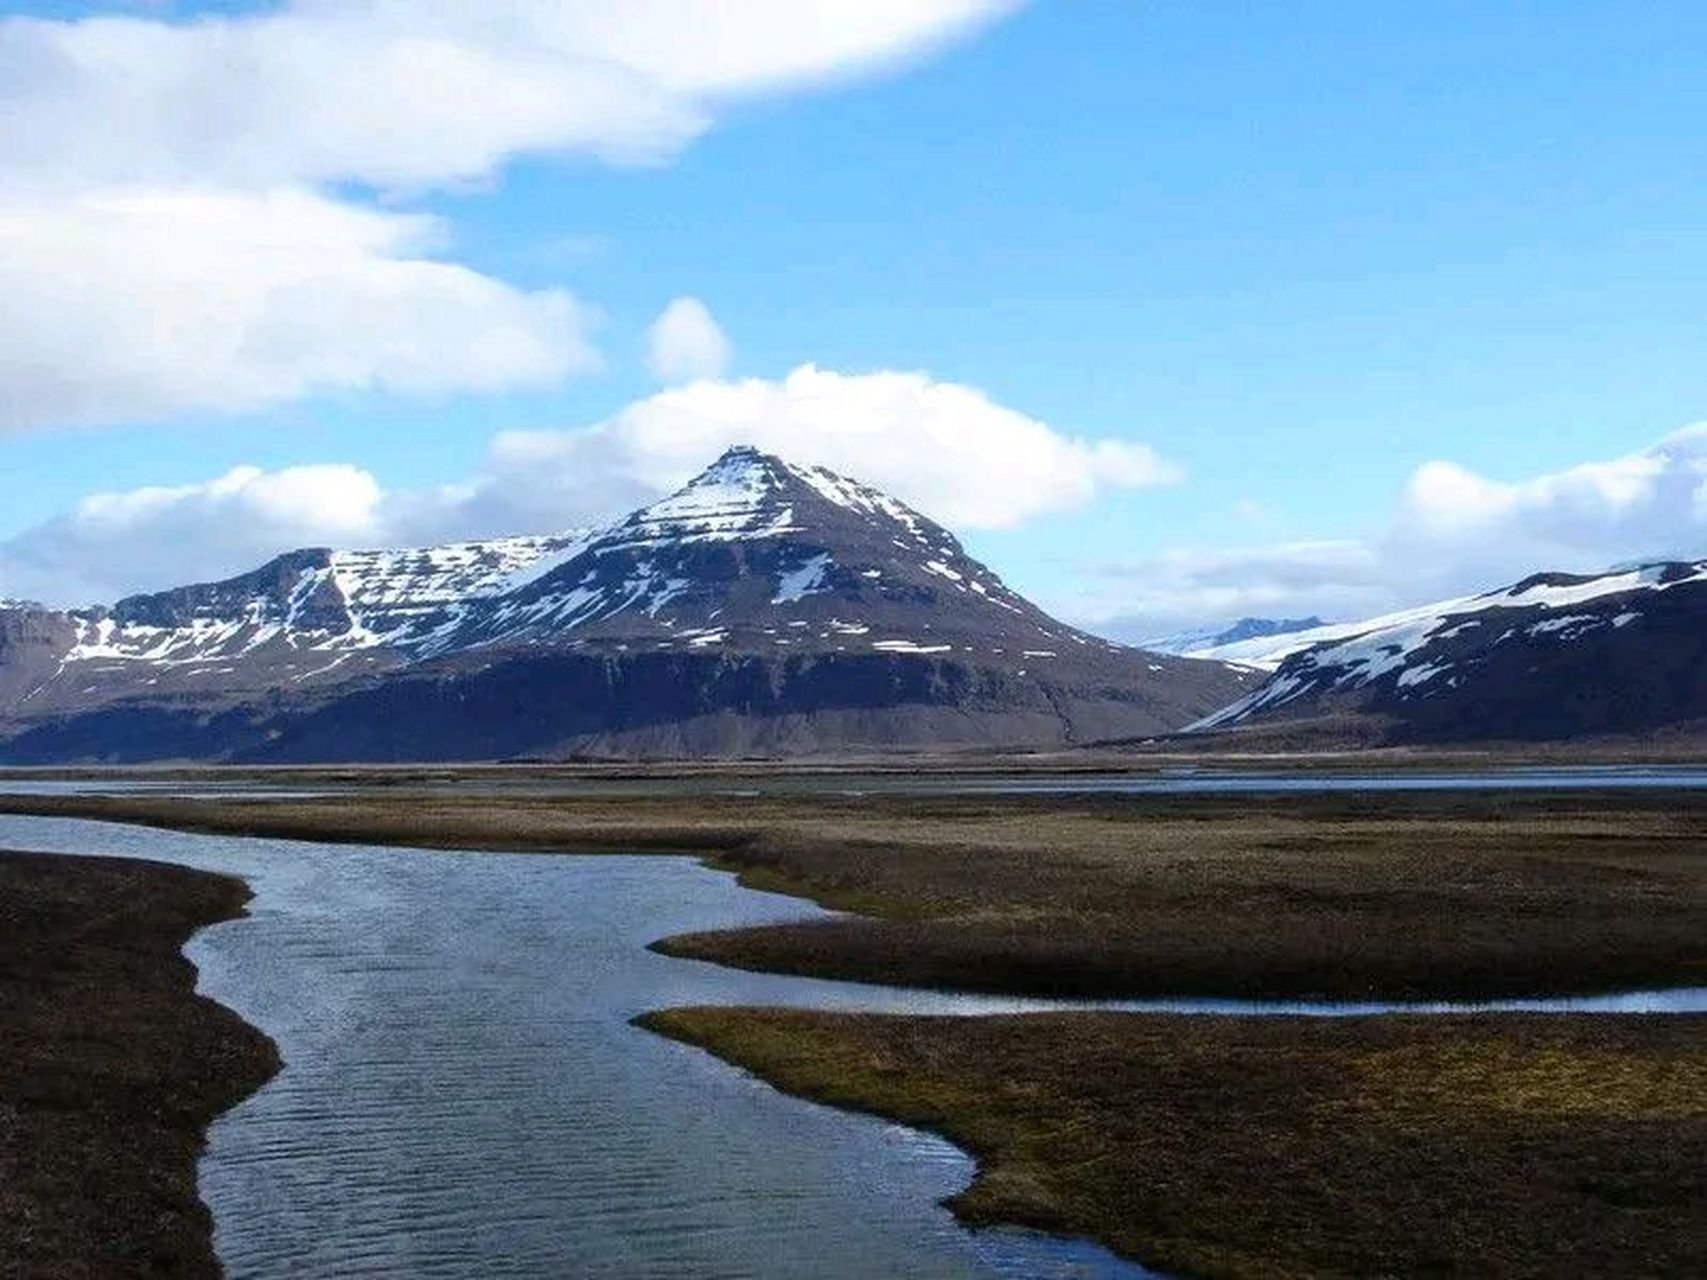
[1190,561,1707,742]
[0,449,1250,761]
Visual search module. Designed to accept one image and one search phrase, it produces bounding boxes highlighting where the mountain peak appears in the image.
[712,442,770,464]
[696,443,790,486]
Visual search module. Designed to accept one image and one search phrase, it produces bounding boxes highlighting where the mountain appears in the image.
[0,448,1251,762]
[1142,616,1326,663]
[1190,561,1707,743]
[1,535,585,719]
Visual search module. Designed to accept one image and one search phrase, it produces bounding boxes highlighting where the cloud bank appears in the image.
[0,364,1176,603]
[0,188,595,430]
[1084,426,1707,638]
[0,1,1021,432]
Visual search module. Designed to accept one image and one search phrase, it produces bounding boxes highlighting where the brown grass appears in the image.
[0,850,279,1278]
[3,786,1704,999]
[640,1006,1707,1279]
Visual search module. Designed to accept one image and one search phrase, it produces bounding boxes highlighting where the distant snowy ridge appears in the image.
[1142,616,1326,665]
[1192,559,1707,731]
[14,446,1198,704]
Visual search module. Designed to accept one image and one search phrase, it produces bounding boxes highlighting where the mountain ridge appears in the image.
[1189,559,1707,742]
[0,447,1250,761]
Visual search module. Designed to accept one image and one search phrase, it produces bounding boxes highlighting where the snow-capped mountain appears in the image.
[1191,561,1707,741]
[440,445,1117,661]
[0,448,1250,761]
[1142,617,1326,664]
[5,534,586,718]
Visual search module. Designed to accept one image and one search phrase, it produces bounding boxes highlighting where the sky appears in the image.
[2,0,1706,638]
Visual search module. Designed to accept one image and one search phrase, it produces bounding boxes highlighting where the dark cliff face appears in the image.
[216,648,1247,763]
[0,448,1249,762]
[110,549,348,633]
[1195,562,1707,744]
[0,606,78,712]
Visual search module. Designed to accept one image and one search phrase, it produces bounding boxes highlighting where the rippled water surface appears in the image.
[2,813,1152,1279]
[8,811,1701,1277]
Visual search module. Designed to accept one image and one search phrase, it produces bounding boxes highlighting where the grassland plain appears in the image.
[5,784,1704,999]
[0,850,279,1278]
[639,1007,1707,1279]
[3,777,1703,1277]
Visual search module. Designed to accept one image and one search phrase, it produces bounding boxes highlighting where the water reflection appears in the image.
[2,813,1150,1279]
[6,811,1698,1277]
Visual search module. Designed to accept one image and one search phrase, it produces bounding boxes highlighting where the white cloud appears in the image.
[1074,541,1390,641]
[0,187,594,430]
[0,1,1022,432]
[1085,425,1707,639]
[457,365,1182,534]
[1,464,387,603]
[647,297,733,384]
[0,363,1176,603]
[1390,425,1707,571]
[0,3,1020,191]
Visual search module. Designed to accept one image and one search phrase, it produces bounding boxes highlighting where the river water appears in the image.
[8,763,1707,801]
[6,810,1701,1277]
[5,813,1154,1278]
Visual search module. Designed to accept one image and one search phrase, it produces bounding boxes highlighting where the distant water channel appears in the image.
[5,810,1703,1277]
[774,764,1707,798]
[9,763,1707,802]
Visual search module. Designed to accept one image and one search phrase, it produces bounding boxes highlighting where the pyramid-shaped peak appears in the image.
[688,443,790,487]
[627,445,945,549]
[713,443,770,464]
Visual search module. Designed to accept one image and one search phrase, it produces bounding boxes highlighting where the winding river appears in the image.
[5,807,1702,1277]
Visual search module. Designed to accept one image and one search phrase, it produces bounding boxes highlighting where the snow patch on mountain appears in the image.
[58,533,587,671]
[1143,616,1326,662]
[773,553,833,604]
[1192,559,1707,730]
[613,449,803,548]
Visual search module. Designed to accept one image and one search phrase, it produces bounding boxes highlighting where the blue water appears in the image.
[5,807,1699,1277]
[1,812,1151,1279]
[822,764,1707,797]
[7,763,1707,800]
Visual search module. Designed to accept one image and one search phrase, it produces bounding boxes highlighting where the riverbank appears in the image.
[5,785,1702,1278]
[0,850,279,1276]
[4,786,1703,999]
[641,1006,1707,1279]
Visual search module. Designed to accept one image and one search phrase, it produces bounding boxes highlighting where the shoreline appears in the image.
[640,1006,1707,1279]
[3,786,1702,1002]
[5,792,1701,1278]
[0,849,279,1276]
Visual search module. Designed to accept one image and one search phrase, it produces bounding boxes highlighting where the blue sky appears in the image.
[3,1,1706,632]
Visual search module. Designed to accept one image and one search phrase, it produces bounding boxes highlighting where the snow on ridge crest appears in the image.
[1190,556,1707,730]
[44,446,1119,675]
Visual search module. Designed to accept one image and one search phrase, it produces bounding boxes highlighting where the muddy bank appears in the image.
[0,850,279,1277]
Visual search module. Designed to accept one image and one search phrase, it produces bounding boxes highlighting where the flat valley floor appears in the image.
[0,767,1702,1277]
